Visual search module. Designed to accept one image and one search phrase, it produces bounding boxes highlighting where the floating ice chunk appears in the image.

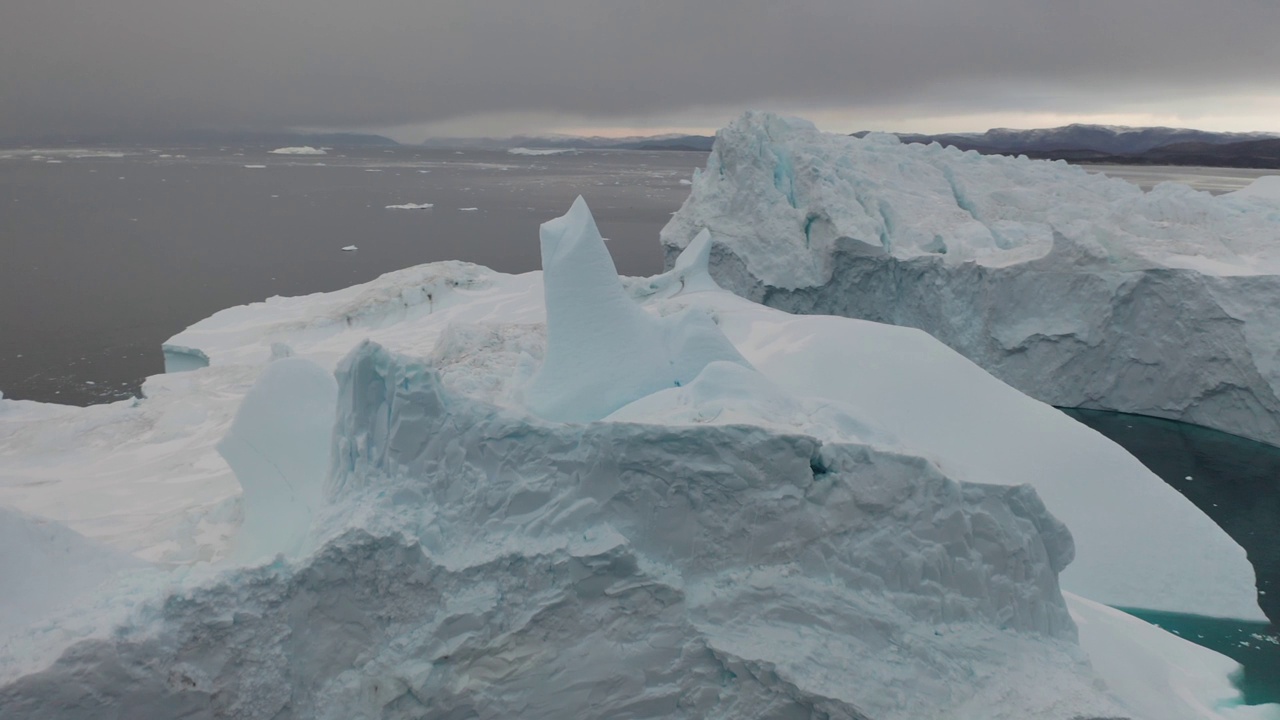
[341,245,357,251]
[384,203,433,210]
[243,164,266,169]
[507,147,577,156]
[524,197,747,422]
[216,357,337,561]
[678,178,692,185]
[268,146,326,155]
[458,207,478,211]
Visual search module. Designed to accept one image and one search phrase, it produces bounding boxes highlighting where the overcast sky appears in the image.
[4,0,1280,141]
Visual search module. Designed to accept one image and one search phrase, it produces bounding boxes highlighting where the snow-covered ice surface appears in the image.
[267,146,327,155]
[662,112,1280,446]
[0,199,1274,718]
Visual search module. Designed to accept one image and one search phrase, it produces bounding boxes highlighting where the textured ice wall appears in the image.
[662,112,1280,445]
[0,341,1115,720]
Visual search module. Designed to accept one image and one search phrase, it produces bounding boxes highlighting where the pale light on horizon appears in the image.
[341,94,1280,144]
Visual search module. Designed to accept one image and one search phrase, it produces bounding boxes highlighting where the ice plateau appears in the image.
[0,198,1275,719]
[662,112,1280,446]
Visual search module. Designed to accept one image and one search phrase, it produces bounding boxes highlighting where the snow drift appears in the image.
[0,198,1273,719]
[662,112,1280,446]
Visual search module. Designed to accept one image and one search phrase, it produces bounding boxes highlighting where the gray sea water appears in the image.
[0,146,702,404]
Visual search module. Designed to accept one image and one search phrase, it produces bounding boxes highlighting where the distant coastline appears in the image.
[856,125,1280,170]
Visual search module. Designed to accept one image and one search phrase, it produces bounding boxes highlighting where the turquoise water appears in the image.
[1118,608,1280,705]
[1062,408,1280,705]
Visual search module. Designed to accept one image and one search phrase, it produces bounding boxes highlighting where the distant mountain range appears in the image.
[855,124,1280,168]
[418,134,715,152]
[418,124,1280,165]
[9,122,1277,167]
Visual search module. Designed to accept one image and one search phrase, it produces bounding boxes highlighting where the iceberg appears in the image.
[268,146,327,155]
[385,202,434,210]
[0,199,1272,719]
[662,112,1280,446]
[507,146,578,156]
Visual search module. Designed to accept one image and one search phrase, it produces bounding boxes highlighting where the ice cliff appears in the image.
[0,199,1274,719]
[662,111,1280,446]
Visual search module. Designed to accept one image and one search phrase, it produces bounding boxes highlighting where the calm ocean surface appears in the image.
[0,146,702,404]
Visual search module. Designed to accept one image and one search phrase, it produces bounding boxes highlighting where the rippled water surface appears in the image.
[0,146,703,403]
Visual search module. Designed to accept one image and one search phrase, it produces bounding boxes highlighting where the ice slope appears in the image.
[1229,176,1280,203]
[0,372,248,563]
[0,508,146,637]
[0,199,1272,718]
[661,112,1280,446]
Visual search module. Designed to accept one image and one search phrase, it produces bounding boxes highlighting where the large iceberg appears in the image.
[662,112,1280,446]
[0,199,1273,718]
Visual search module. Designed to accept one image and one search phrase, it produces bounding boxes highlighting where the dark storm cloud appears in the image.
[3,0,1279,138]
